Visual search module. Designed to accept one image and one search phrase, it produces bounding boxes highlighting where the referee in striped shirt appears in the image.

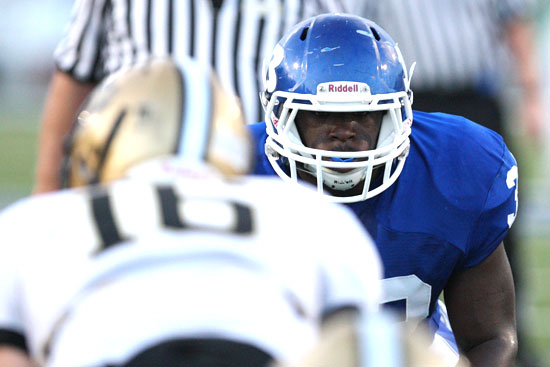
[34,0,353,194]
[358,2,544,366]
[357,0,543,140]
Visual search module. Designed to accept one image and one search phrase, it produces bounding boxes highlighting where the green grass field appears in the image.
[0,123,38,206]
[523,236,550,364]
[0,125,38,185]
[1,113,549,365]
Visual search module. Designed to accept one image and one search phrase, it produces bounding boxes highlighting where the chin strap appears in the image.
[320,167,367,191]
[301,164,366,191]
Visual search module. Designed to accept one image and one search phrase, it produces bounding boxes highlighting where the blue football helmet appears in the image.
[260,14,414,203]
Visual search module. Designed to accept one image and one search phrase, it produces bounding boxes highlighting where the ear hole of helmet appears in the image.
[370,27,381,41]
[300,27,309,41]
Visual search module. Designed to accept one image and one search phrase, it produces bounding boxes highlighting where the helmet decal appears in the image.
[263,44,285,94]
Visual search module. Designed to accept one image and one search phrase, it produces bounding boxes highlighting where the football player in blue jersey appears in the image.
[249,13,518,367]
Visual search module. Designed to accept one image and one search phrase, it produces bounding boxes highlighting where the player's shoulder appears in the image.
[248,121,269,152]
[242,175,370,231]
[0,189,85,223]
[412,110,507,155]
[241,175,380,262]
[241,175,324,207]
[410,110,514,181]
[247,122,276,175]
[386,110,517,253]
[248,121,268,139]
[0,188,91,249]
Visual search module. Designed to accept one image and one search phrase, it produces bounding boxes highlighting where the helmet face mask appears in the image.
[61,58,252,188]
[260,14,414,203]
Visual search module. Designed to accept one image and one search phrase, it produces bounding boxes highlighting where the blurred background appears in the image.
[0,0,549,364]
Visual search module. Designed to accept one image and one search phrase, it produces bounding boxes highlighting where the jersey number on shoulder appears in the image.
[380,275,431,325]
[88,185,255,252]
[506,165,518,228]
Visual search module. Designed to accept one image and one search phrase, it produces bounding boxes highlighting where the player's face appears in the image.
[295,111,384,153]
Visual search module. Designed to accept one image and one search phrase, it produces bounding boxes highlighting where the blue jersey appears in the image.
[249,110,518,325]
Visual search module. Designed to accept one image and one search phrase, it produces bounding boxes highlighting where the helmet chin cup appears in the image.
[307,166,366,191]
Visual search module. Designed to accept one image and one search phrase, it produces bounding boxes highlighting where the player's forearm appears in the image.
[33,71,95,194]
[462,334,517,367]
[34,124,67,194]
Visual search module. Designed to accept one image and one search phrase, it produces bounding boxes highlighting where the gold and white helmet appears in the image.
[61,57,251,187]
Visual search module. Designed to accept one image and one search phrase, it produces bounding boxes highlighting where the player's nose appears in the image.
[328,115,358,142]
[329,123,356,142]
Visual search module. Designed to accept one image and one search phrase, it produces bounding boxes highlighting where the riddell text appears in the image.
[328,84,359,93]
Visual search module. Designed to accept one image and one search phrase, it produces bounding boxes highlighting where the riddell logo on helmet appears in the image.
[328,84,359,93]
[317,82,370,96]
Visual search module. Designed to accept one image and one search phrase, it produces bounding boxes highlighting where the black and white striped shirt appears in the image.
[356,0,530,92]
[55,0,353,123]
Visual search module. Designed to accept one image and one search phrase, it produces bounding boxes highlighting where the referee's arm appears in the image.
[34,0,102,193]
[34,72,95,194]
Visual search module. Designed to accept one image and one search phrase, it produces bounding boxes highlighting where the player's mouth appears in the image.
[331,157,354,163]
[326,157,366,173]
